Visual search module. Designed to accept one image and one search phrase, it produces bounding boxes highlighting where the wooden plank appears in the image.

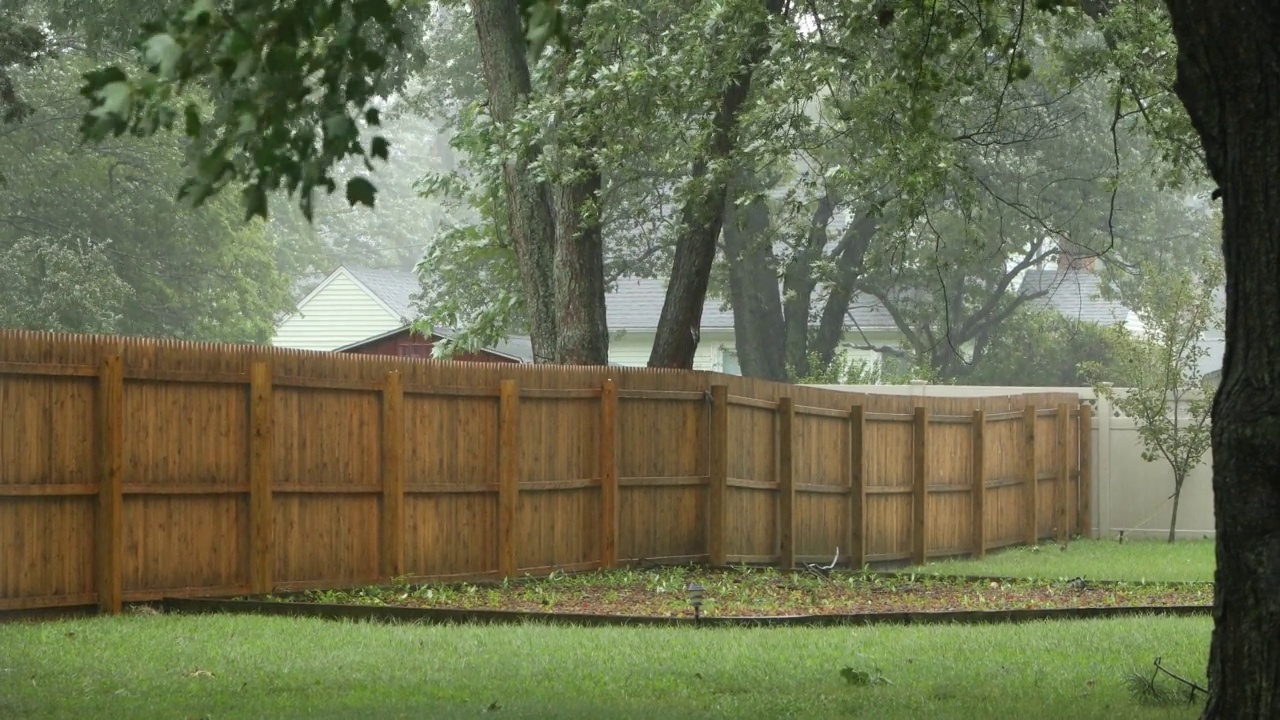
[1057,402,1070,543]
[599,379,619,569]
[96,354,124,615]
[726,478,778,491]
[271,376,383,392]
[849,405,865,570]
[1079,402,1094,538]
[926,484,973,494]
[0,361,97,378]
[248,361,274,595]
[0,593,99,611]
[972,409,987,559]
[912,406,928,566]
[617,389,705,401]
[866,412,914,423]
[986,411,1024,422]
[726,394,776,410]
[794,483,850,495]
[1024,404,1038,545]
[619,476,708,488]
[381,370,406,580]
[520,387,601,399]
[793,404,849,419]
[122,484,249,495]
[0,484,98,497]
[985,477,1026,490]
[403,386,500,398]
[498,379,519,578]
[865,551,912,562]
[708,385,729,567]
[929,414,974,424]
[521,478,600,491]
[405,483,499,494]
[124,368,247,385]
[725,554,781,564]
[778,396,795,572]
[865,486,913,495]
[273,484,381,494]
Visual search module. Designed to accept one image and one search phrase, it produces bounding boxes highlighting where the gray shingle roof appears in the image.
[1018,268,1132,326]
[344,265,423,323]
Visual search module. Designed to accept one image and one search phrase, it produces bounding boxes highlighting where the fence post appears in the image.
[778,396,795,571]
[248,361,274,595]
[912,406,928,566]
[708,385,729,566]
[1056,402,1070,543]
[96,354,124,614]
[848,404,865,570]
[498,380,520,578]
[971,409,986,559]
[381,370,405,580]
[1096,384,1114,538]
[1023,404,1039,545]
[1079,402,1094,538]
[599,378,619,569]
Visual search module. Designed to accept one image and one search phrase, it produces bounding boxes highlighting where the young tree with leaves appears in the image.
[1089,254,1222,542]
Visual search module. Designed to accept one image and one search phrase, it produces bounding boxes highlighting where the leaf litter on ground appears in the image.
[273,565,1212,618]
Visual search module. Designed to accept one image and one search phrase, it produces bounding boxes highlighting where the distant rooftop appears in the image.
[1018,267,1133,326]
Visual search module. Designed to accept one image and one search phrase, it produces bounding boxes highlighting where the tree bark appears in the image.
[1168,478,1183,544]
[810,213,878,366]
[647,0,785,368]
[780,194,836,378]
[722,170,787,380]
[468,0,559,363]
[1162,2,1280,716]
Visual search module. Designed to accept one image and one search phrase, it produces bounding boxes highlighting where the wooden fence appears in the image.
[0,331,1087,614]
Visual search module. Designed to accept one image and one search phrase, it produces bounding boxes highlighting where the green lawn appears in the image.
[0,611,1209,719]
[906,538,1215,583]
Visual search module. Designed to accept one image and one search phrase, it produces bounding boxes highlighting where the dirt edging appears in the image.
[160,597,1210,629]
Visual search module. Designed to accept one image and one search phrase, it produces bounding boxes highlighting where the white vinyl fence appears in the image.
[809,382,1215,540]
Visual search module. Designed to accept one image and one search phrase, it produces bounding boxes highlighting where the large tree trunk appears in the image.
[1162,2,1280,716]
[722,170,787,380]
[648,0,785,368]
[553,162,608,364]
[810,214,878,366]
[468,0,559,362]
[780,195,836,378]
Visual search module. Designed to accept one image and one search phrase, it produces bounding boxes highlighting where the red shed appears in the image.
[337,325,528,363]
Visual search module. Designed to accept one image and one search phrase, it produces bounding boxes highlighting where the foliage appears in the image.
[910,536,1216,583]
[77,0,407,222]
[1087,252,1222,542]
[0,54,299,341]
[957,306,1145,387]
[792,349,933,386]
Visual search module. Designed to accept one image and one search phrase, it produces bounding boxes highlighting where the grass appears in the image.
[0,611,1210,719]
[903,538,1216,583]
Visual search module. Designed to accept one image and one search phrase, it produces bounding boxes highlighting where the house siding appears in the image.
[608,331,722,371]
[271,272,402,351]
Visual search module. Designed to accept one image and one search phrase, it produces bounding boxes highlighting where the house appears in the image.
[605,276,902,373]
[1018,254,1225,379]
[272,266,904,371]
[271,265,534,362]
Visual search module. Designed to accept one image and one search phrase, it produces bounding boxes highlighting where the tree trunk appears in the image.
[468,0,558,363]
[647,0,785,368]
[722,170,787,380]
[1168,477,1183,544]
[780,195,836,378]
[553,161,608,364]
[1162,2,1280,716]
[810,214,878,366]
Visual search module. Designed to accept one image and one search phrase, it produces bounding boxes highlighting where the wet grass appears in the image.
[0,611,1209,719]
[903,537,1215,584]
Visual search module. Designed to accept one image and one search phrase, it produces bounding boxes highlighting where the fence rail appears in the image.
[0,331,1086,614]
